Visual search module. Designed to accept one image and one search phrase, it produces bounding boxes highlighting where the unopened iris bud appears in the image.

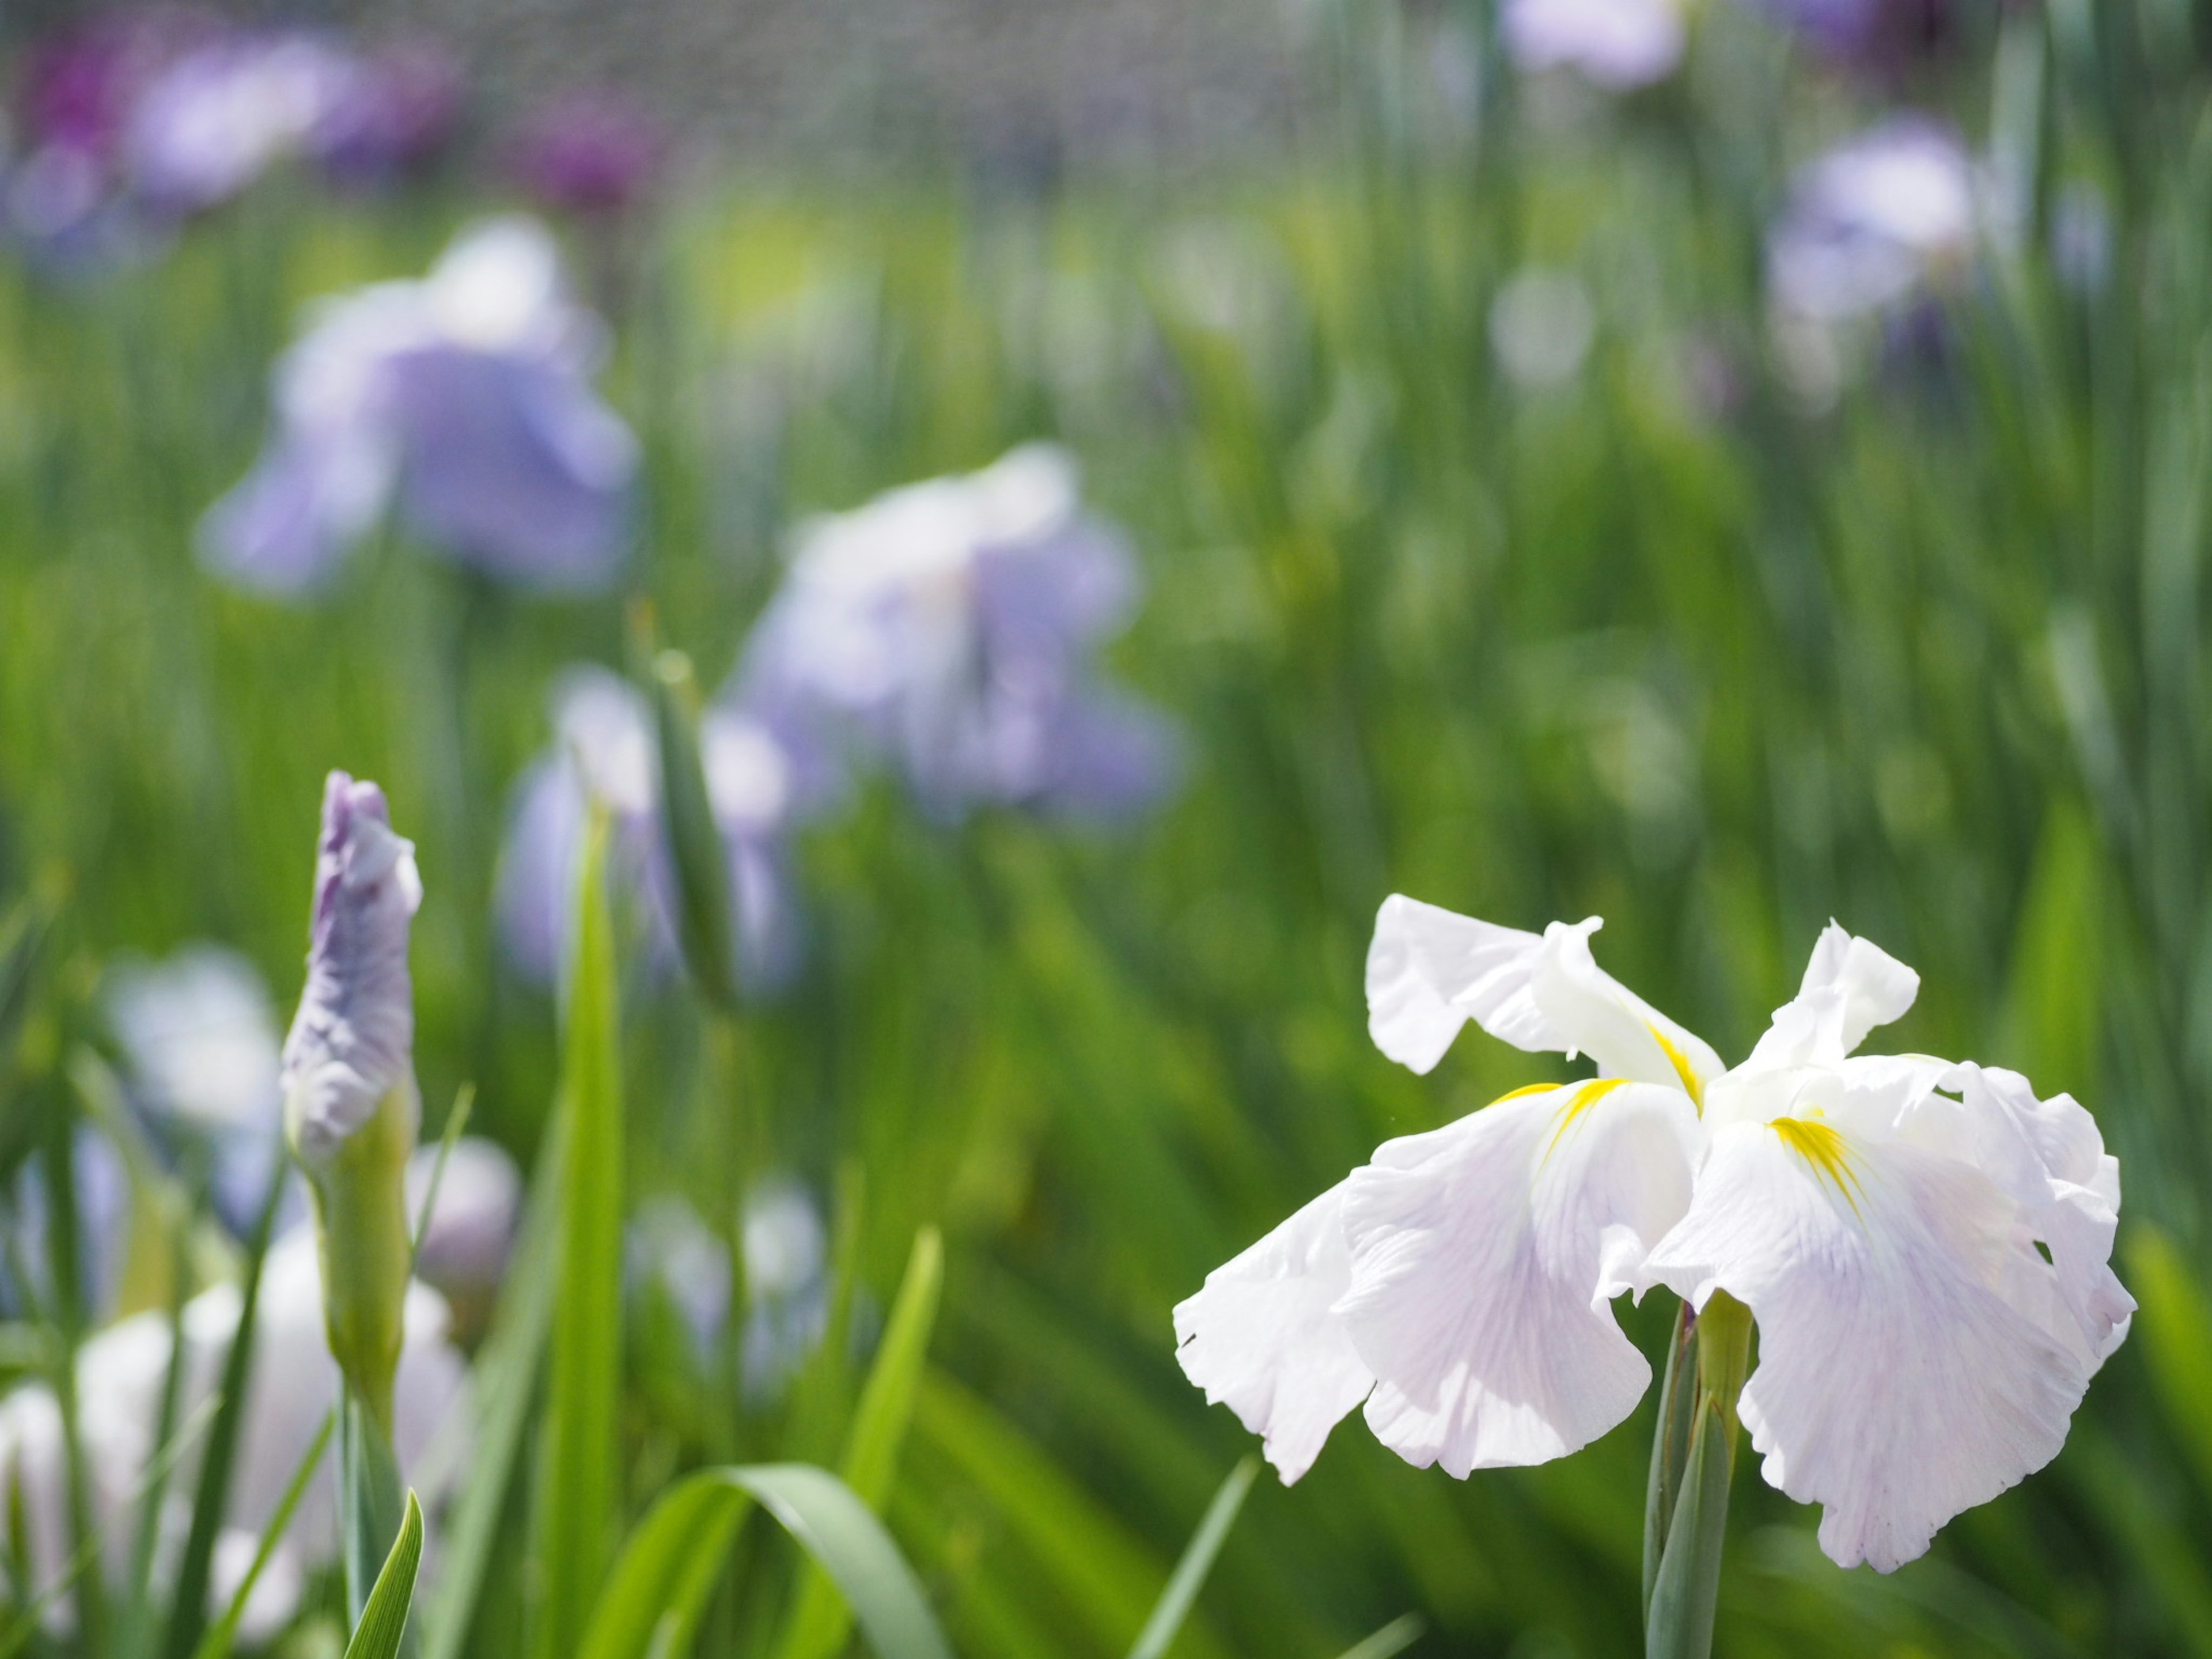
[280,772,422,1430]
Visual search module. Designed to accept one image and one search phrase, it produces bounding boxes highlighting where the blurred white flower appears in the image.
[106,944,287,1232]
[627,1196,733,1361]
[1502,0,1685,89]
[1768,118,1977,321]
[201,217,638,595]
[124,35,353,213]
[740,445,1179,820]
[406,1137,522,1330]
[0,1226,466,1638]
[1489,268,1597,388]
[741,1179,829,1403]
[495,665,812,994]
[1179,904,2130,1571]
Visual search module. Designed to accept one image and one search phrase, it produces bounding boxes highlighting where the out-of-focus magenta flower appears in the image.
[200,216,638,594]
[311,41,465,185]
[1745,0,1959,72]
[505,90,666,216]
[1502,0,1685,89]
[738,445,1181,822]
[495,666,815,994]
[1767,117,1977,321]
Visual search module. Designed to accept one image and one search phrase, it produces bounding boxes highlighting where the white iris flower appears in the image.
[1175,898,2132,1572]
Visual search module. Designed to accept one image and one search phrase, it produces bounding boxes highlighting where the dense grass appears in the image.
[7,3,2212,1655]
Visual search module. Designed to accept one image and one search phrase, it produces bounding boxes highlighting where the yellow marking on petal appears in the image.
[1647,1021,1705,1113]
[1543,1077,1630,1163]
[1772,1115,1864,1214]
[1486,1082,1561,1109]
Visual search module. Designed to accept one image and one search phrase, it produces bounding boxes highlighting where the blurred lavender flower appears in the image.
[1744,0,1959,72]
[1502,0,1685,89]
[740,444,1180,821]
[122,32,354,214]
[404,1136,522,1339]
[310,41,465,186]
[104,943,287,1233]
[506,90,666,216]
[740,1178,829,1403]
[0,1224,466,1641]
[627,1196,732,1361]
[1767,118,1977,321]
[496,665,812,994]
[3,1127,130,1323]
[201,216,638,594]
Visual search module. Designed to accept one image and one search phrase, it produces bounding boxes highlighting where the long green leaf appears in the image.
[582,1465,952,1659]
[342,1491,424,1659]
[421,1085,570,1659]
[190,1411,334,1659]
[531,812,627,1659]
[1127,1457,1257,1659]
[575,1472,753,1659]
[1331,1615,1425,1659]
[1643,1400,1732,1659]
[774,1227,944,1659]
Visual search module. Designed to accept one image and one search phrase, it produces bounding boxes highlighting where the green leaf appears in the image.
[1642,1302,1698,1618]
[775,1228,944,1659]
[1642,1401,1732,1659]
[191,1411,335,1659]
[2126,1227,2212,1501]
[645,645,739,1011]
[421,1085,570,1659]
[1331,1615,1425,1659]
[340,1395,408,1633]
[582,1465,952,1659]
[531,810,627,1659]
[342,1490,425,1659]
[1127,1456,1258,1659]
[576,1472,752,1659]
[734,1466,954,1659]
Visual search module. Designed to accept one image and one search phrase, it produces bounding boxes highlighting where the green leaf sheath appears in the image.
[532,812,627,1659]
[342,1491,425,1659]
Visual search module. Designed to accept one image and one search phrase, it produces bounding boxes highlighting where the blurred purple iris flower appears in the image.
[309,41,465,186]
[122,32,354,213]
[1502,0,1685,89]
[738,445,1180,822]
[1743,0,1959,72]
[497,665,816,994]
[505,91,666,217]
[200,215,639,595]
[1767,118,1977,321]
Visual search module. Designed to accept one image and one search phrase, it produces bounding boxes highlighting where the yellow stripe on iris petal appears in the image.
[1647,1021,1705,1112]
[1772,1115,1864,1213]
[1543,1077,1630,1162]
[1486,1082,1562,1109]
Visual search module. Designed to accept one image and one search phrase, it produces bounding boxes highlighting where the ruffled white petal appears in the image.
[1365,896,1547,1073]
[1335,1081,1699,1475]
[1643,1119,2089,1571]
[1364,897,1721,1092]
[1173,1183,1374,1483]
[1739,923,1918,1074]
[1906,1064,2134,1371]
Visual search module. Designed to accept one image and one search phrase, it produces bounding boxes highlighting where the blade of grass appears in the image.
[1331,1615,1425,1659]
[340,1491,423,1659]
[189,1410,334,1659]
[160,1143,289,1659]
[774,1227,943,1659]
[576,1472,752,1659]
[1126,1457,1259,1659]
[530,811,626,1659]
[734,1466,953,1659]
[408,1084,477,1271]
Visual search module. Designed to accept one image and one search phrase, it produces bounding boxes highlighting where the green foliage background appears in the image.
[6,2,2212,1655]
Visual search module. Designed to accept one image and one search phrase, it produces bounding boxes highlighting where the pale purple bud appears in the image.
[405,1137,522,1303]
[1502,0,1685,89]
[280,773,421,1166]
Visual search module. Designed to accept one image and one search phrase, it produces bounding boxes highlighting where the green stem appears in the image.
[1643,1292,1752,1659]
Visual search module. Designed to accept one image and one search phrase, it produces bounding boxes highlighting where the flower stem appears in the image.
[340,1386,412,1653]
[1643,1291,1752,1659]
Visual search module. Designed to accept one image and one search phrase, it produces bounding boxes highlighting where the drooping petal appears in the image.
[1173,1182,1375,1483]
[1643,1118,2089,1571]
[1906,1063,2134,1370]
[1335,1080,1699,1475]
[1364,899,1721,1093]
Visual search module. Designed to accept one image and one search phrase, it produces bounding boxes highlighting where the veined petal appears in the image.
[1643,1119,2089,1571]
[1907,1063,2133,1370]
[1336,1080,1699,1476]
[1173,1182,1374,1483]
[1364,898,1721,1094]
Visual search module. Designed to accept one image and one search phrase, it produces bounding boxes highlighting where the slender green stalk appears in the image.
[340,1392,410,1641]
[1643,1293,1752,1659]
